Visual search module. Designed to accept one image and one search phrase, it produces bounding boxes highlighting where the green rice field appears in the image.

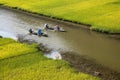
[0,38,37,60]
[0,38,100,80]
[0,0,120,33]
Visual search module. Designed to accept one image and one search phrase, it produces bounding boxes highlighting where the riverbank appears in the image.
[0,37,100,80]
[0,5,120,39]
[0,0,120,33]
[0,34,120,80]
[18,36,120,80]
[62,52,120,80]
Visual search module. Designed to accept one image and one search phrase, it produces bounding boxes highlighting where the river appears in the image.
[0,7,120,72]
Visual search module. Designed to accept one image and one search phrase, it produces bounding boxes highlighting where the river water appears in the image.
[0,7,120,72]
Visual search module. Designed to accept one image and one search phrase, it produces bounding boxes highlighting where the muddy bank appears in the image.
[62,52,120,80]
[1,33,119,80]
[17,36,120,80]
[38,47,120,80]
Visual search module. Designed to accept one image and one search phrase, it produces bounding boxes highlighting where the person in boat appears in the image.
[38,29,43,36]
[43,23,49,31]
[29,28,33,34]
[54,24,60,31]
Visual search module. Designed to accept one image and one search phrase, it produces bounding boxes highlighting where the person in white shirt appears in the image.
[43,23,49,31]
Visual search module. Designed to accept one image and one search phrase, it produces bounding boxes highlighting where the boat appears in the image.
[48,27,66,32]
[29,31,48,37]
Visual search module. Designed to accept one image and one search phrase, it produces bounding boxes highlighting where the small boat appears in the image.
[29,31,48,37]
[48,27,66,32]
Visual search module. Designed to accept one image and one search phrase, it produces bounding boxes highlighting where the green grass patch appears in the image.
[0,38,15,45]
[0,38,100,80]
[0,52,100,80]
[0,38,37,60]
[0,0,120,33]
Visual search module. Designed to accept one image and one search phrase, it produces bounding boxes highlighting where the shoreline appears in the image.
[0,5,90,29]
[17,37,120,80]
[62,52,120,80]
[0,32,120,79]
[0,5,120,39]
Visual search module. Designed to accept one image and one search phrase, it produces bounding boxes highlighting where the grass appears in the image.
[0,38,37,60]
[0,0,120,33]
[0,38,100,80]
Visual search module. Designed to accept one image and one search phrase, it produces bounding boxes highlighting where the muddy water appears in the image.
[0,7,120,72]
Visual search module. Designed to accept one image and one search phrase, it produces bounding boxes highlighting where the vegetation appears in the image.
[0,38,100,80]
[0,0,120,33]
[0,38,37,60]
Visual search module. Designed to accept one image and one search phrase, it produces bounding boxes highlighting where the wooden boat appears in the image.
[48,27,66,32]
[29,31,48,37]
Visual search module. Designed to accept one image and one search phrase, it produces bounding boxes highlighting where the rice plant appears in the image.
[0,52,100,80]
[0,0,119,33]
[0,38,37,60]
[0,38,100,80]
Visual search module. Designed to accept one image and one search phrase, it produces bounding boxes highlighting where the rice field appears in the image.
[0,0,120,33]
[0,38,100,80]
[0,38,37,60]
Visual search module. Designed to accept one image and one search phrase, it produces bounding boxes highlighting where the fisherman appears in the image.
[54,24,60,31]
[38,29,43,36]
[43,23,49,31]
[29,28,33,34]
